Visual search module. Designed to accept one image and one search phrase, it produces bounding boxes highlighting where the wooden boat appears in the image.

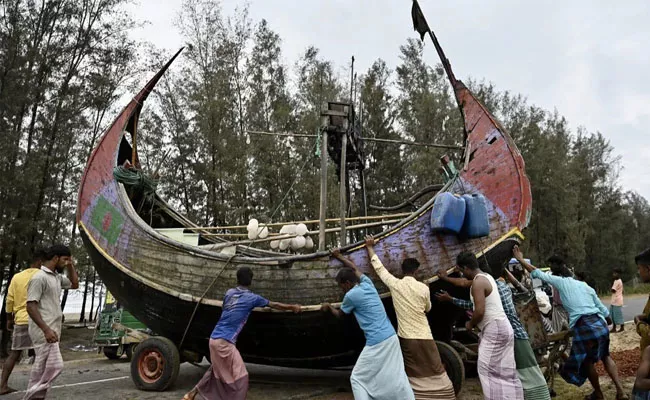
[76,5,531,391]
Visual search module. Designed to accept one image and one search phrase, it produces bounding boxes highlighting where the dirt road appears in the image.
[2,358,355,400]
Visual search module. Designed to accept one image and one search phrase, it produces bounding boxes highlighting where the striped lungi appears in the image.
[351,334,415,400]
[478,318,524,400]
[195,338,248,400]
[513,339,550,400]
[610,305,624,325]
[399,337,456,399]
[23,343,64,400]
[561,314,609,386]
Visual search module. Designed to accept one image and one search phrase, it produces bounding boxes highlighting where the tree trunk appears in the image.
[89,270,96,322]
[79,270,90,323]
[0,298,8,359]
[60,289,69,313]
[93,285,103,322]
[0,248,18,356]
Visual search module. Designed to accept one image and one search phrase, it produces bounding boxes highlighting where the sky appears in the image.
[125,0,650,200]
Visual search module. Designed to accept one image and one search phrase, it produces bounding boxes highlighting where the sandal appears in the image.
[584,392,603,400]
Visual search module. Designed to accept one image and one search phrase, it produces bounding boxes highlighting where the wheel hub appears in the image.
[139,349,165,383]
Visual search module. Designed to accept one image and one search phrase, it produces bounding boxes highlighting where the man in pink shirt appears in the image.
[610,268,625,333]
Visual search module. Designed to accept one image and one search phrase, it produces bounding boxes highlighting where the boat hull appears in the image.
[76,41,532,368]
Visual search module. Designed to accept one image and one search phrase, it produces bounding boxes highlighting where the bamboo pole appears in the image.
[183,212,411,231]
[201,219,401,249]
[339,132,348,246]
[318,129,328,251]
[246,130,464,150]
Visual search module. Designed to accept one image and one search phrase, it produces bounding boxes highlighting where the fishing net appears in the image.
[113,166,158,200]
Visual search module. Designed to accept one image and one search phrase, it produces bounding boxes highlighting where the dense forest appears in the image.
[0,0,648,336]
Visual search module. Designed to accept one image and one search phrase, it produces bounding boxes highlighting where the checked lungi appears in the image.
[477,319,523,400]
[560,313,610,386]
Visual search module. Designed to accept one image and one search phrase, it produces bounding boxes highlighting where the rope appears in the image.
[267,139,319,223]
[113,166,158,200]
[178,254,236,351]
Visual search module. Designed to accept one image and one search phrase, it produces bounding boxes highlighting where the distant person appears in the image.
[610,268,625,333]
[322,250,415,400]
[437,265,547,400]
[635,248,650,351]
[513,246,628,400]
[183,267,300,400]
[0,249,45,395]
[24,245,79,400]
[364,236,455,399]
[439,251,523,400]
[633,345,650,400]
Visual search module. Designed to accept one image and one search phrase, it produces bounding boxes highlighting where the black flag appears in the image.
[411,0,430,41]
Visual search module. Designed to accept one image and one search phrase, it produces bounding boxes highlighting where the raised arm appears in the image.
[504,268,528,293]
[512,245,536,274]
[437,268,472,288]
[332,249,362,279]
[365,236,399,288]
[66,259,79,289]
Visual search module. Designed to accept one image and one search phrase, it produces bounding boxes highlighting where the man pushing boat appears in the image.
[183,267,301,400]
[513,246,628,400]
[322,249,415,400]
[364,235,456,399]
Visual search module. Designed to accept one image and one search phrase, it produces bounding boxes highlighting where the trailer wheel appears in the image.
[103,346,121,360]
[130,337,180,391]
[436,341,465,395]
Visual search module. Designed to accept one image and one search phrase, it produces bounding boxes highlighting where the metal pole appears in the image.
[339,132,348,246]
[318,130,328,251]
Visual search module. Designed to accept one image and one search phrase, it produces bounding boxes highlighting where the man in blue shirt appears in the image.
[513,246,628,400]
[184,267,301,400]
[322,249,415,400]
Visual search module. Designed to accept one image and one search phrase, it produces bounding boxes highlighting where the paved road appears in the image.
[3,358,352,400]
[601,294,647,322]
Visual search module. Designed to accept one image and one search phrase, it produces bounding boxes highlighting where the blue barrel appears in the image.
[430,192,466,234]
[460,194,490,238]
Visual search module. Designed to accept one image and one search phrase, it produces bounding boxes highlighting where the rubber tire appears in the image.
[103,346,121,360]
[436,340,465,395]
[130,337,180,391]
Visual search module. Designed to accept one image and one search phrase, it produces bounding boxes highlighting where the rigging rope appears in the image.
[178,254,236,351]
[267,139,319,222]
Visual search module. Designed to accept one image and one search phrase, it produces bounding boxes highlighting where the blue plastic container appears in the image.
[460,194,490,238]
[430,192,466,234]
